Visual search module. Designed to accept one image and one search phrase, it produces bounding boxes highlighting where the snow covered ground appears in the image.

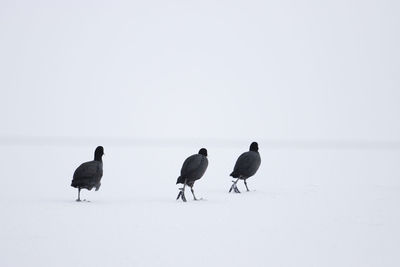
[1,0,399,266]
[0,143,399,267]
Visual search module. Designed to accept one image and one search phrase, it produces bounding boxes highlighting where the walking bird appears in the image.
[229,142,261,193]
[176,148,208,202]
[71,146,104,201]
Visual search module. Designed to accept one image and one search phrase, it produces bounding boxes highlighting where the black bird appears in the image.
[229,142,261,193]
[71,146,104,201]
[176,148,208,202]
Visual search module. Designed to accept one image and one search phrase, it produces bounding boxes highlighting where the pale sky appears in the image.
[1,0,399,141]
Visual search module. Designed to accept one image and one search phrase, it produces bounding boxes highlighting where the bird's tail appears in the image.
[230,171,239,178]
[176,176,185,184]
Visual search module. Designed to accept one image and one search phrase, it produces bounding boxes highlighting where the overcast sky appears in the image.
[0,0,399,141]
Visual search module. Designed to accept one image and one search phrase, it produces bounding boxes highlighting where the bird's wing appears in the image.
[73,161,102,180]
[234,152,255,173]
[181,154,202,176]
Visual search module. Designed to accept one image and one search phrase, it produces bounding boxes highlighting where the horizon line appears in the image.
[0,135,399,150]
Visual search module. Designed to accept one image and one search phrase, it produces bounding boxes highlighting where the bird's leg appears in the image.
[229,178,241,193]
[176,181,187,202]
[176,190,182,200]
[244,179,250,192]
[76,188,81,202]
[190,186,198,201]
[181,182,187,202]
[234,184,241,193]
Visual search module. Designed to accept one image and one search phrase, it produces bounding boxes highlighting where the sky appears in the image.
[0,0,399,141]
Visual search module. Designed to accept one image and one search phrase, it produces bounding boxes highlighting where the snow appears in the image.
[1,143,399,267]
[1,1,399,266]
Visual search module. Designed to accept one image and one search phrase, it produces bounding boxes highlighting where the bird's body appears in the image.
[229,142,261,193]
[230,151,261,180]
[176,148,208,201]
[177,153,208,186]
[71,146,104,201]
[71,160,103,191]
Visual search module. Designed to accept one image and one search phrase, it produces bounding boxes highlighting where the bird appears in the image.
[71,146,104,201]
[229,142,261,193]
[176,148,208,202]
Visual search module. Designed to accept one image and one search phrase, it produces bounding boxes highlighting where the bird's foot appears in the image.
[76,199,90,202]
[176,188,187,202]
[229,181,241,193]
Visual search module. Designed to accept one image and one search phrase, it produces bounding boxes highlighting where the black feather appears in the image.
[176,148,208,186]
[71,146,104,191]
[230,142,261,179]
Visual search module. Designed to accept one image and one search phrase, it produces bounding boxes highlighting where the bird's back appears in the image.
[231,151,261,178]
[71,160,103,190]
[177,154,208,184]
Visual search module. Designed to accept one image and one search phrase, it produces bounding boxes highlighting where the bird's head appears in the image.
[249,142,259,152]
[94,146,105,161]
[198,148,208,157]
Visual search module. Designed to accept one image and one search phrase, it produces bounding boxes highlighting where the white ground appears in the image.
[0,144,399,267]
